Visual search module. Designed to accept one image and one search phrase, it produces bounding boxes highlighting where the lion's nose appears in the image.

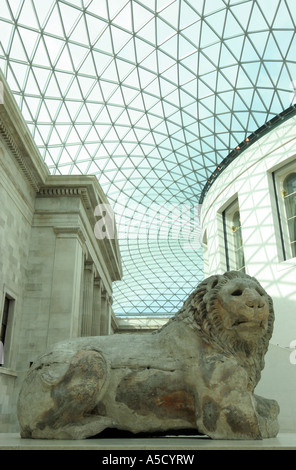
[244,289,265,309]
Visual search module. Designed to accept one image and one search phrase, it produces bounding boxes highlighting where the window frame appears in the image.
[273,160,296,261]
[0,292,15,368]
[222,198,245,273]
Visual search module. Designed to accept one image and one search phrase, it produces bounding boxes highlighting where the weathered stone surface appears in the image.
[17,271,280,439]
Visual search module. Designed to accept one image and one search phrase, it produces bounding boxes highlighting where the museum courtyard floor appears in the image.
[0,432,295,451]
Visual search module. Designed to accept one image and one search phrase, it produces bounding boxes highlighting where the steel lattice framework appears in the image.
[0,0,296,316]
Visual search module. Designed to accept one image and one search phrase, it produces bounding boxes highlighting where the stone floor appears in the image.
[0,432,295,450]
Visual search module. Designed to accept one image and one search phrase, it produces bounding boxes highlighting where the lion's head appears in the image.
[174,271,274,391]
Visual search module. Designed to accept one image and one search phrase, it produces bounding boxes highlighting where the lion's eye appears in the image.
[231,289,243,296]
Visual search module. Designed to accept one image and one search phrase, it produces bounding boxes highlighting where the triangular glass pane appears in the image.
[236,66,254,89]
[203,0,225,15]
[178,35,196,59]
[0,21,13,51]
[46,74,62,98]
[0,0,12,21]
[54,71,73,95]
[107,0,129,20]
[220,44,238,68]
[113,2,132,30]
[224,10,244,37]
[76,105,90,126]
[240,38,259,62]
[131,1,154,32]
[59,2,81,35]
[100,80,118,101]
[136,18,156,44]
[77,75,96,98]
[138,67,156,89]
[200,22,219,48]
[268,92,283,114]
[38,101,52,122]
[257,0,280,24]
[66,100,83,120]
[33,0,55,28]
[25,68,40,94]
[179,0,198,30]
[101,61,118,83]
[70,15,89,44]
[159,0,179,30]
[77,52,96,77]
[46,99,61,120]
[94,26,113,53]
[273,0,294,28]
[56,104,71,124]
[198,52,217,76]
[205,10,227,39]
[110,25,132,54]
[87,0,108,19]
[85,14,107,45]
[18,0,39,28]
[157,49,176,73]
[68,43,88,69]
[116,37,136,62]
[10,29,28,61]
[8,0,23,17]
[230,2,253,31]
[55,46,73,72]
[274,31,294,59]
[263,34,283,60]
[248,2,269,32]
[43,35,64,66]
[23,96,41,119]
[8,61,28,89]
[17,27,40,60]
[156,17,176,45]
[48,127,63,146]
[87,82,104,102]
[257,64,276,88]
[32,39,51,67]
[44,4,65,37]
[55,124,71,141]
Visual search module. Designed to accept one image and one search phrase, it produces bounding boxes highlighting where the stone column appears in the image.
[81,261,95,337]
[100,289,112,336]
[47,227,85,345]
[92,277,102,336]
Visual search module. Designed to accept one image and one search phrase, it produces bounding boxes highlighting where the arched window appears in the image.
[232,210,245,271]
[283,172,296,258]
[222,198,245,272]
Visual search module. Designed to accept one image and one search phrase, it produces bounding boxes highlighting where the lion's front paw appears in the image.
[254,394,280,438]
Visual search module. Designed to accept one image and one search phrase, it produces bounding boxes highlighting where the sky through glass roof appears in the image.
[1,0,296,316]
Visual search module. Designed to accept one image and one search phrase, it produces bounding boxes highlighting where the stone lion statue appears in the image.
[17,271,279,440]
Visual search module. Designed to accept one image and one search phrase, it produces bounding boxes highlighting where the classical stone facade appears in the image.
[0,71,122,432]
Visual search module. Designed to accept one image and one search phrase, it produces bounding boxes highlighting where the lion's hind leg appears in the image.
[18,349,110,439]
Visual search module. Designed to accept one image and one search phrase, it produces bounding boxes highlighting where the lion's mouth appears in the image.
[232,319,264,329]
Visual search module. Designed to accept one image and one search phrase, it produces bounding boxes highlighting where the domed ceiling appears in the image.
[1,0,296,316]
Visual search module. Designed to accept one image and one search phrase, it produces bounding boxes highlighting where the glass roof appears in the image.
[1,0,296,317]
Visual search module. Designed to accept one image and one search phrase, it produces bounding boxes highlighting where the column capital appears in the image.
[94,277,101,287]
[53,226,86,245]
[85,260,94,272]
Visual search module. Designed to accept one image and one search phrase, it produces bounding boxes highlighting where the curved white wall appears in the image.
[201,115,296,433]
